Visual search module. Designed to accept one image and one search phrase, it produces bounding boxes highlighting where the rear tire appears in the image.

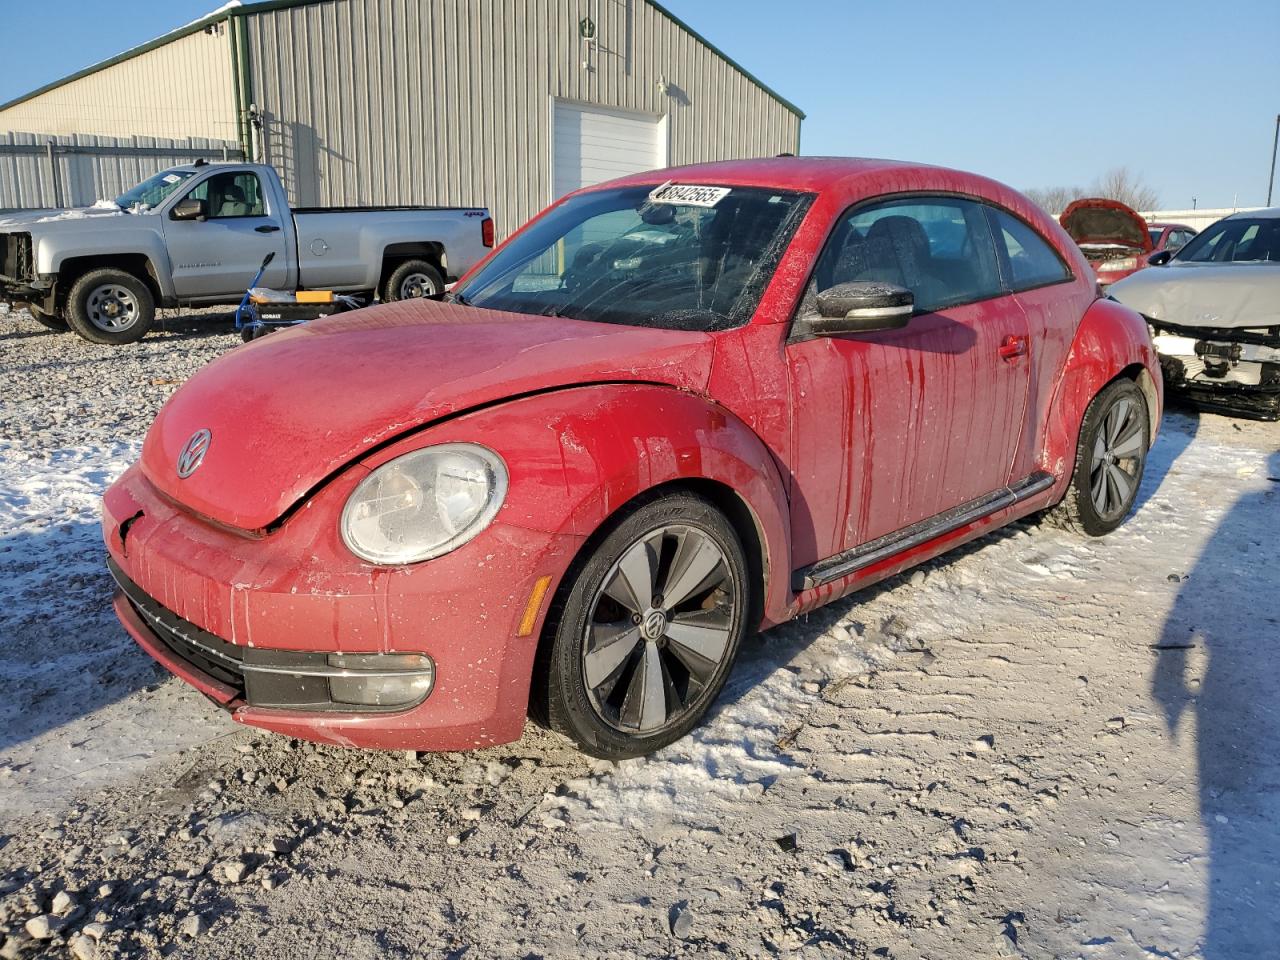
[381,260,443,303]
[533,492,751,759]
[65,269,155,345]
[28,305,68,331]
[1044,379,1150,537]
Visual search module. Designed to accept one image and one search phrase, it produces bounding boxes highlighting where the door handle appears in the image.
[999,334,1029,360]
[255,224,281,233]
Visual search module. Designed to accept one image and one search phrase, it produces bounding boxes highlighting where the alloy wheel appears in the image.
[582,524,740,735]
[1089,396,1145,520]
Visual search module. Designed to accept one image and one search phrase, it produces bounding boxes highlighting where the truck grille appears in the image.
[1,232,33,283]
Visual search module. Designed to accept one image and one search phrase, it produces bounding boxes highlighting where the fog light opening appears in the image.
[325,653,435,708]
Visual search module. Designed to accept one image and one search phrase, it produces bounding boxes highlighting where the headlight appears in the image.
[340,443,508,564]
[1101,257,1137,272]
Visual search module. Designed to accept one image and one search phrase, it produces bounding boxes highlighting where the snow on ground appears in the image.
[0,306,1278,959]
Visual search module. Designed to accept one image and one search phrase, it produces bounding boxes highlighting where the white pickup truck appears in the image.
[0,161,493,344]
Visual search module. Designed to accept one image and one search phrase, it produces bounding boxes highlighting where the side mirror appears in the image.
[1148,250,1173,266]
[171,198,208,222]
[799,281,915,337]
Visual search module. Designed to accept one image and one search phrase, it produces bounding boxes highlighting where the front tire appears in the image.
[1045,379,1150,536]
[65,269,155,345]
[28,305,68,331]
[534,493,751,760]
[381,260,443,303]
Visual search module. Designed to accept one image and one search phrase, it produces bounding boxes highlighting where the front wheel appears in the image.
[382,260,443,303]
[28,305,68,331]
[1045,379,1150,536]
[534,493,751,759]
[65,269,156,345]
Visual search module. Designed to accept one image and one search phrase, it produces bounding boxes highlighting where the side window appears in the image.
[1167,230,1190,251]
[1230,224,1263,261]
[989,208,1071,290]
[806,197,1003,314]
[181,171,266,219]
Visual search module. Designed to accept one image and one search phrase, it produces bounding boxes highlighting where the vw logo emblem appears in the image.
[641,608,668,641]
[176,428,212,478]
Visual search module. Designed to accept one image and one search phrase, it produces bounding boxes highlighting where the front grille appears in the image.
[109,557,248,693]
[107,558,432,712]
[1,232,33,283]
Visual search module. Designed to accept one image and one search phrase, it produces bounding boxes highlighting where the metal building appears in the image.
[0,0,803,235]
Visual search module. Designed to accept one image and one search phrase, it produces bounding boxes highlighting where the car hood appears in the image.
[1059,198,1152,253]
[140,299,716,531]
[0,203,130,233]
[1108,261,1280,330]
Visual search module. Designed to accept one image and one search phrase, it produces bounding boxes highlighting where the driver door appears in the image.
[785,196,1032,572]
[162,170,288,299]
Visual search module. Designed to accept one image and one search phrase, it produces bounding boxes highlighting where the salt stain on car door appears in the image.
[784,195,1032,568]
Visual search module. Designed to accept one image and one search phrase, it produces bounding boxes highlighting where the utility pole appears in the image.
[1269,114,1280,207]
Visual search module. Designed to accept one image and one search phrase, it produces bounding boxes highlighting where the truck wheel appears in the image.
[382,260,443,302]
[28,305,68,331]
[65,269,156,345]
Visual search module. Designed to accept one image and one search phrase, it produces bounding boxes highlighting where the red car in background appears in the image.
[103,158,1163,759]
[1060,198,1196,288]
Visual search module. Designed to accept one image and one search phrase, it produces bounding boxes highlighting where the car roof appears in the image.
[573,155,1091,278]
[602,156,948,193]
[1224,206,1280,220]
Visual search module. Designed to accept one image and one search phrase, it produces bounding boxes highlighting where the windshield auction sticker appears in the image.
[648,183,732,207]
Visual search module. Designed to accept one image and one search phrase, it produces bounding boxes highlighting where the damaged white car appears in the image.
[1109,208,1280,420]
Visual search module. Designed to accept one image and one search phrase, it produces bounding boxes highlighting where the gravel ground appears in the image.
[1,307,1278,959]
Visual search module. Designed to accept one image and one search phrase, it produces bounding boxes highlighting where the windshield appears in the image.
[113,169,195,213]
[1148,227,1163,245]
[1176,217,1280,263]
[453,184,811,331]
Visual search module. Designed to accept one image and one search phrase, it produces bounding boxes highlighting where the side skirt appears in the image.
[792,472,1055,592]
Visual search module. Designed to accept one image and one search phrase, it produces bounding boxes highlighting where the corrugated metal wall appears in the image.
[245,0,801,237]
[0,28,238,141]
[0,132,244,210]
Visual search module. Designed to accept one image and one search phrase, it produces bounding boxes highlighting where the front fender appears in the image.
[41,228,173,298]
[1041,297,1164,483]
[361,383,794,628]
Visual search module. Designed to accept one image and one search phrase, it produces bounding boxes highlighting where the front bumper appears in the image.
[1150,319,1280,421]
[103,463,580,751]
[110,558,435,712]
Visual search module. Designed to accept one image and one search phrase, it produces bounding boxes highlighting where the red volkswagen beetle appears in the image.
[103,158,1162,759]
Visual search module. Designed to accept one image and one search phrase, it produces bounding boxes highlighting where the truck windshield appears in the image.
[113,170,196,213]
[453,184,811,331]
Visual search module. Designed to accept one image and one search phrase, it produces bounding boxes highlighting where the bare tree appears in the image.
[1089,167,1160,212]
[1023,185,1087,215]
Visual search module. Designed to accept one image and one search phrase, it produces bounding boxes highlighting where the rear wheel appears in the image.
[65,269,155,345]
[1045,379,1150,536]
[535,493,750,759]
[382,260,443,303]
[28,305,68,331]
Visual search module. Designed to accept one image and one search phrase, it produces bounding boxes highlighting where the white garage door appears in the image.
[552,101,668,200]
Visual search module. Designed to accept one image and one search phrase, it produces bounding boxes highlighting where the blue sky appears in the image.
[3,0,1277,208]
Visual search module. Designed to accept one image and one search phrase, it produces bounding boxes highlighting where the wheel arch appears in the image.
[381,382,795,630]
[56,254,163,309]
[546,475,770,644]
[1040,298,1164,485]
[379,243,446,290]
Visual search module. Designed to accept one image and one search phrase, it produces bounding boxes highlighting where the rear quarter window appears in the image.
[989,208,1072,291]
